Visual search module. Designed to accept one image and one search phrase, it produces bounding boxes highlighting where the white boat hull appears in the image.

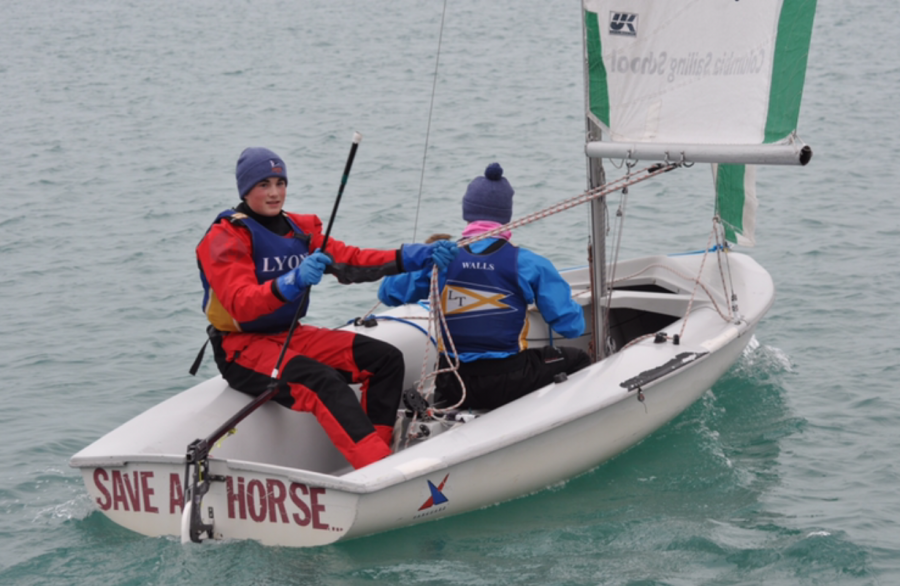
[71,252,772,547]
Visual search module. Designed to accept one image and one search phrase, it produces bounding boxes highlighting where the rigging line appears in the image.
[678,222,718,340]
[604,160,635,349]
[605,186,628,354]
[709,175,739,317]
[411,0,449,244]
[459,162,678,248]
[713,216,739,318]
[361,298,382,319]
[612,262,733,322]
[675,167,737,340]
[712,218,734,317]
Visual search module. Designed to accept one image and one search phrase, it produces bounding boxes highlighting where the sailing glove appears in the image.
[275,250,333,301]
[401,240,459,272]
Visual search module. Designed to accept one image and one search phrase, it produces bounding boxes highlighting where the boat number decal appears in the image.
[415,473,449,518]
[91,468,333,531]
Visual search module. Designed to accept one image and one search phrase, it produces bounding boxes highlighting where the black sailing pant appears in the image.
[435,345,592,410]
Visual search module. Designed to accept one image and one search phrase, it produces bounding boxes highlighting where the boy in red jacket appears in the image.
[197,147,456,468]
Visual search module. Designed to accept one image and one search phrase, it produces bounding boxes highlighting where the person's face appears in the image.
[244,177,286,216]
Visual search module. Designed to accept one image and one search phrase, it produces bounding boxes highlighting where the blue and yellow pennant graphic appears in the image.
[441,281,514,318]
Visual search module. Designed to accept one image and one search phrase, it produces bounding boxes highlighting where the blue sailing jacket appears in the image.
[200,210,312,332]
[378,237,585,361]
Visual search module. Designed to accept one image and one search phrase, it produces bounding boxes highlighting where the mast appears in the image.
[582,5,607,362]
[586,122,607,362]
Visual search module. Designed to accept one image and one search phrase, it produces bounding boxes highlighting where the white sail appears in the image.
[582,0,816,244]
[583,0,816,154]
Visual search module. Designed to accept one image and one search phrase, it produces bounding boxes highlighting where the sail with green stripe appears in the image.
[582,0,816,246]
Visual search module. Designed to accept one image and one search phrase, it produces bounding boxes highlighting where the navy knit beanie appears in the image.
[462,162,514,224]
[235,147,288,198]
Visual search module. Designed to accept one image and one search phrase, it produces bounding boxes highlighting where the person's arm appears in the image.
[196,220,286,322]
[295,213,457,284]
[378,270,432,306]
[295,214,401,284]
[518,248,585,338]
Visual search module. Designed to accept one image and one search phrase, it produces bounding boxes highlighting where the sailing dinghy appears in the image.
[70,0,816,547]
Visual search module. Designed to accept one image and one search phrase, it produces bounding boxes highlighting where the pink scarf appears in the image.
[461,220,512,242]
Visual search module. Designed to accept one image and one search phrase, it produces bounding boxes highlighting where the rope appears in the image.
[605,246,738,353]
[420,265,468,415]
[678,223,717,339]
[345,314,437,345]
[714,218,740,317]
[608,260,735,324]
[411,0,449,243]
[604,160,633,355]
[459,163,678,247]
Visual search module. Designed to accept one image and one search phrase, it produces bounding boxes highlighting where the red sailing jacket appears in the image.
[197,211,401,331]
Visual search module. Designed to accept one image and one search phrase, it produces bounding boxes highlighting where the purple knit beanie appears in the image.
[462,162,514,224]
[235,147,288,198]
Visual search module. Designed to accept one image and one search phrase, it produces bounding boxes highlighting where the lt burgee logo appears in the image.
[609,12,637,36]
[442,282,514,319]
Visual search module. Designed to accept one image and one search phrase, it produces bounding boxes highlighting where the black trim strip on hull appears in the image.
[619,351,709,391]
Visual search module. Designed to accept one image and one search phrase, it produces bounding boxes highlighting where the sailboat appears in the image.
[69,0,816,547]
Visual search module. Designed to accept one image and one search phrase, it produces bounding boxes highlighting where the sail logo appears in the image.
[441,282,513,318]
[418,474,449,511]
[609,12,637,36]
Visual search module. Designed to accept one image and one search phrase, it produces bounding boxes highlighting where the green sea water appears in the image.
[2,1,899,584]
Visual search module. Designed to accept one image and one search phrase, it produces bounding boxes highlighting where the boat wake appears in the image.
[735,335,794,377]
